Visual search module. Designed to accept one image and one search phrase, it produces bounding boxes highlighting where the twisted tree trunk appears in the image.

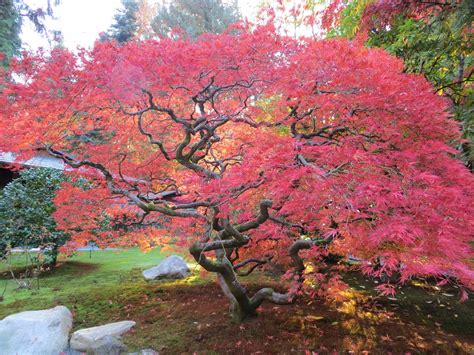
[189,201,315,321]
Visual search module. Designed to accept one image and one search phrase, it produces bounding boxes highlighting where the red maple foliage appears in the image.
[1,23,472,318]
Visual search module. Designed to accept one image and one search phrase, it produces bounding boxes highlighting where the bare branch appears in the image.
[137,112,171,160]
[234,256,273,276]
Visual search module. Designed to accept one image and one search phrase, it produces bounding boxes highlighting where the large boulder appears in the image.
[70,320,136,352]
[143,255,191,280]
[0,305,73,355]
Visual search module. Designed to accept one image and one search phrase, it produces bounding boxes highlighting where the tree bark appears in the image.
[189,231,317,322]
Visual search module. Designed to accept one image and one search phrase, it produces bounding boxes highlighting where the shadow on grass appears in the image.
[0,260,100,280]
[343,271,474,338]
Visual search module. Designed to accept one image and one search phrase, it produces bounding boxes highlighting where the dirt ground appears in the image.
[121,280,473,354]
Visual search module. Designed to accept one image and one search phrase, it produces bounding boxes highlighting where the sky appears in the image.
[22,0,260,51]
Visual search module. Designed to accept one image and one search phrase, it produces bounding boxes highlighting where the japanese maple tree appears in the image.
[1,23,472,320]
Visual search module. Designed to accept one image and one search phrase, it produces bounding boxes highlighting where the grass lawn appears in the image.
[1,249,473,353]
[0,248,176,307]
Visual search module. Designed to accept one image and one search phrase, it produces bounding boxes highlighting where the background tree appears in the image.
[1,25,472,321]
[323,0,473,168]
[135,0,158,40]
[0,0,60,66]
[0,168,68,266]
[152,0,241,39]
[0,0,21,66]
[101,0,139,43]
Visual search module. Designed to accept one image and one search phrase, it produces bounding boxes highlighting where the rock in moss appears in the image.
[143,255,190,280]
[70,320,136,352]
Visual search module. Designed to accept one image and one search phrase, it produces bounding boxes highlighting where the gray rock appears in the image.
[0,305,73,355]
[70,320,136,352]
[88,335,126,355]
[127,349,159,355]
[143,255,190,280]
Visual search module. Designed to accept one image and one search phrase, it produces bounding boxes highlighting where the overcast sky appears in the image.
[22,0,259,51]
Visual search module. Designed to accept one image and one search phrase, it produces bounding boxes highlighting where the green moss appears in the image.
[0,248,169,311]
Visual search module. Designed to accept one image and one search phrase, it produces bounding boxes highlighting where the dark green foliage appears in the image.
[102,0,139,43]
[0,0,21,66]
[66,127,115,148]
[152,0,241,39]
[0,168,68,265]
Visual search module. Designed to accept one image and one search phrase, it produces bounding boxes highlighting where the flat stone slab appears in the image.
[0,306,73,355]
[143,255,191,280]
[70,320,136,352]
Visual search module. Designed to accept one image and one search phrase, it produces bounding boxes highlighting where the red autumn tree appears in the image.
[1,23,473,320]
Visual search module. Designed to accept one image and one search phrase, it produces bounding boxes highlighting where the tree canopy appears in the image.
[1,22,473,319]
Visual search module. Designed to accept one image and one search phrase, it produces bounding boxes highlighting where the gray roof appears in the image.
[0,151,64,170]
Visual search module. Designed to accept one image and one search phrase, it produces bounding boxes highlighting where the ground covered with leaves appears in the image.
[1,250,473,353]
